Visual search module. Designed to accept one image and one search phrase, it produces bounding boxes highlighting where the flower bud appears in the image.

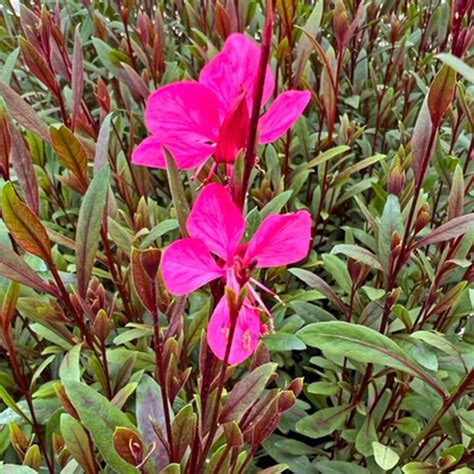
[388,157,405,196]
[287,377,304,397]
[414,203,430,233]
[94,309,111,342]
[9,422,28,456]
[387,287,401,307]
[24,445,41,471]
[390,231,402,258]
[334,0,349,51]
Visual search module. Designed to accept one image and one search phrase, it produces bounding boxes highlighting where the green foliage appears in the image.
[0,0,472,473]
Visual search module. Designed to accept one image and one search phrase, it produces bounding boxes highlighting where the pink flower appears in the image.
[161,184,312,364]
[132,33,311,171]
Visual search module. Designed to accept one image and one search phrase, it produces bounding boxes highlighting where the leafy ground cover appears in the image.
[0,0,473,473]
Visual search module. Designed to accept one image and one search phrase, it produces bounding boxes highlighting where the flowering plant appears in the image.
[0,1,473,473]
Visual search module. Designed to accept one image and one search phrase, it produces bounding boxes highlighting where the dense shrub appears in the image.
[0,0,473,473]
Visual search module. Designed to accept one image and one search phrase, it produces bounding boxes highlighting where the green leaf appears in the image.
[314,461,369,474]
[295,404,351,439]
[59,344,82,383]
[1,182,51,262]
[331,244,383,271]
[61,414,97,474]
[171,404,196,460]
[164,148,189,237]
[437,53,474,82]
[297,322,445,398]
[219,363,276,423]
[259,190,293,219]
[415,214,474,249]
[402,461,439,473]
[50,125,88,184]
[76,166,110,297]
[94,113,112,173]
[373,442,400,470]
[264,332,306,351]
[322,254,352,294]
[64,380,138,474]
[378,195,402,270]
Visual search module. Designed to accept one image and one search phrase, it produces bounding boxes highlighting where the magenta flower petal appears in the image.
[245,210,312,268]
[258,90,311,144]
[187,183,245,261]
[131,136,214,170]
[145,81,222,142]
[199,33,274,113]
[207,296,262,364]
[161,238,224,296]
[214,92,250,164]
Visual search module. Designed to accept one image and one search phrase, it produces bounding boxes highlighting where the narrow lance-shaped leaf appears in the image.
[19,37,56,91]
[0,100,11,178]
[411,96,435,186]
[60,414,97,474]
[414,213,474,248]
[220,363,276,423]
[0,82,51,144]
[76,166,110,297]
[94,113,112,174]
[296,404,352,439]
[447,165,464,220]
[428,64,456,126]
[0,243,56,294]
[164,147,189,237]
[71,26,84,131]
[297,321,445,398]
[50,124,88,187]
[1,182,51,262]
[9,121,39,215]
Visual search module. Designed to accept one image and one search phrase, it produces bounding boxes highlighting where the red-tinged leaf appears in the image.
[414,214,474,248]
[19,37,56,91]
[428,64,457,126]
[0,102,11,178]
[60,414,97,474]
[411,97,435,185]
[9,122,39,214]
[131,247,161,314]
[1,281,20,331]
[216,1,232,39]
[94,114,112,174]
[113,427,143,466]
[448,165,464,220]
[71,27,84,131]
[219,363,276,423]
[50,125,88,187]
[76,166,110,297]
[0,82,51,144]
[1,182,51,262]
[119,63,149,102]
[0,243,56,295]
[290,268,349,318]
[171,404,196,461]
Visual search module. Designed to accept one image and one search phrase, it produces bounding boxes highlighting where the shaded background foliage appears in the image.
[0,0,473,473]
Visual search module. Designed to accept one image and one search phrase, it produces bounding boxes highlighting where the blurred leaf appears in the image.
[296,404,351,439]
[61,414,97,474]
[372,442,400,470]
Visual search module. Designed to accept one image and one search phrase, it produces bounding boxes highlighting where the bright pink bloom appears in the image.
[161,184,312,364]
[132,33,311,171]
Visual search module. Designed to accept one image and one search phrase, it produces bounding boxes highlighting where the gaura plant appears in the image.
[0,0,473,473]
